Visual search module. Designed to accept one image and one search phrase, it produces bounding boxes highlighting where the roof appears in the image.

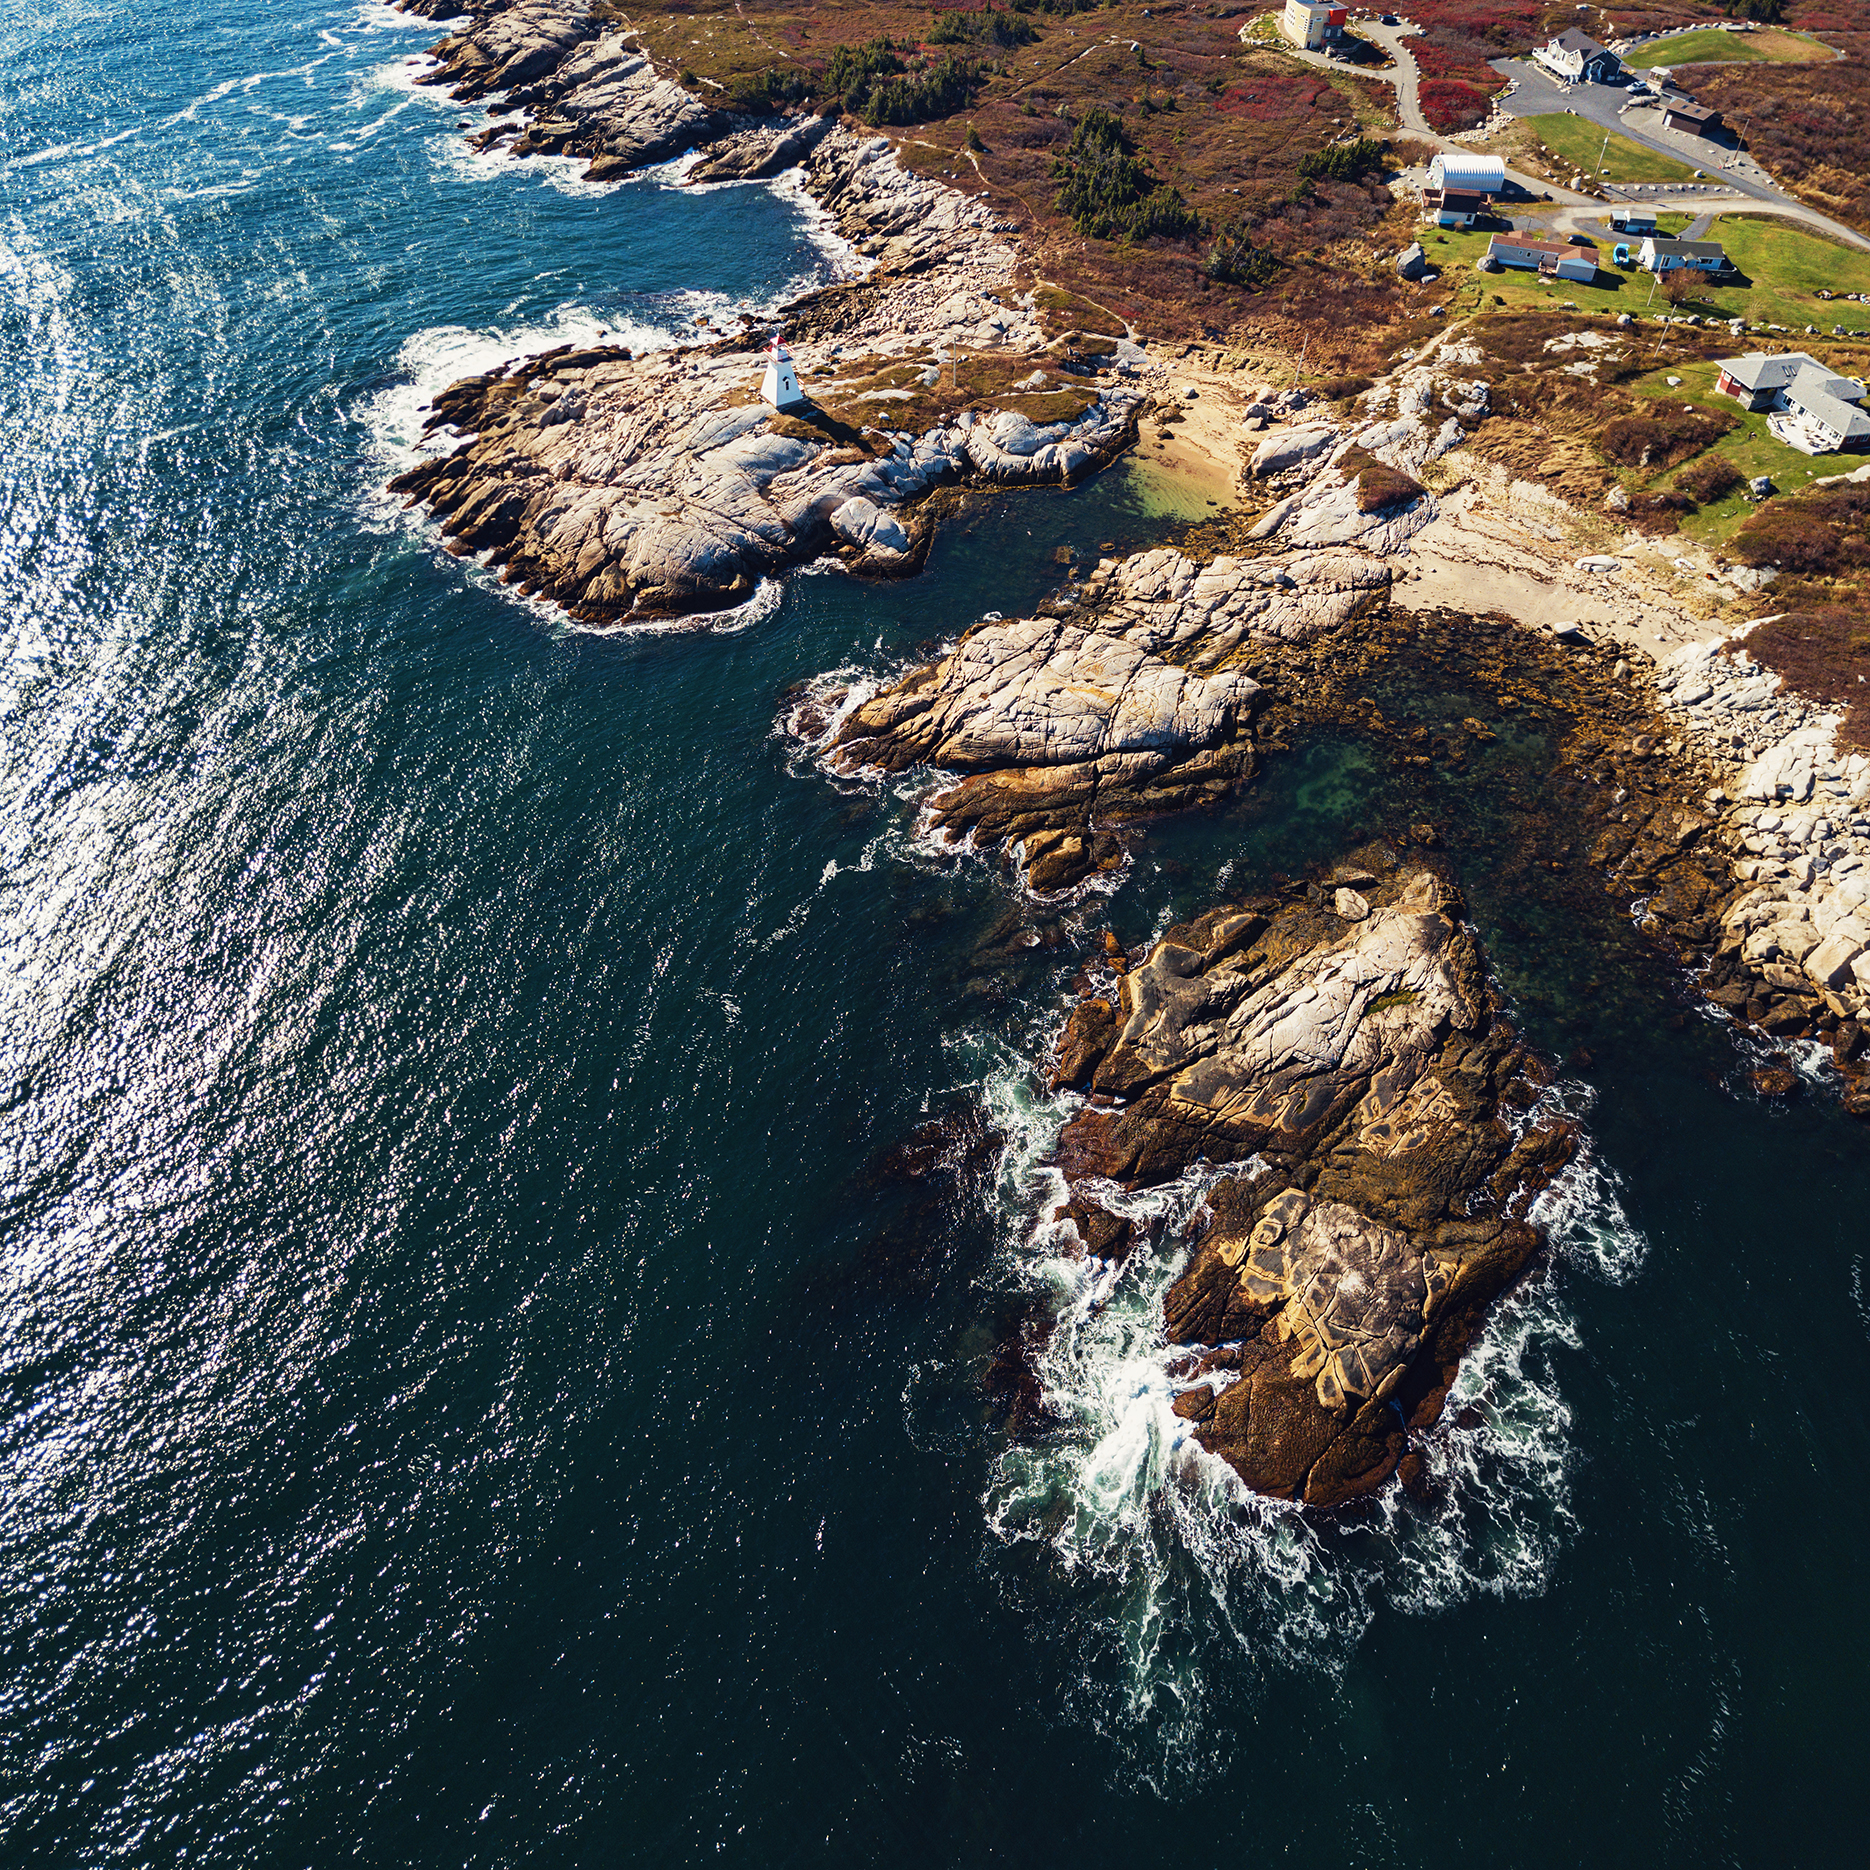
[1430,150,1505,186]
[1785,365,1870,436]
[1436,189,1486,210]
[1717,355,1868,432]
[1489,234,1569,256]
[1718,351,1823,393]
[1665,101,1722,125]
[1548,28,1614,59]
[1644,237,1727,260]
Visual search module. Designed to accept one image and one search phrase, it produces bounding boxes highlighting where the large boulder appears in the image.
[1250,423,1337,478]
[1396,242,1429,281]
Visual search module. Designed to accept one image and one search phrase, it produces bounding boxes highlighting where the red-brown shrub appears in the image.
[1418,80,1492,133]
[1674,455,1744,505]
[1732,483,1870,573]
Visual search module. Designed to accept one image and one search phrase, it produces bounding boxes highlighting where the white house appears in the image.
[1432,190,1486,230]
[1715,351,1870,454]
[1280,0,1347,51]
[1486,232,1598,282]
[1638,235,1726,274]
[759,334,806,411]
[1532,29,1624,83]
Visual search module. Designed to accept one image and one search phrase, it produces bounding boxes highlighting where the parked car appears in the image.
[1567,234,1599,248]
[1379,12,1398,22]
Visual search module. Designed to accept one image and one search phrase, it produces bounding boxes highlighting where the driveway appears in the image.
[1261,20,1590,206]
[1490,55,1870,251]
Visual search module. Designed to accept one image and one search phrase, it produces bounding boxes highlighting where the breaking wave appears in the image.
[977,1063,1646,1749]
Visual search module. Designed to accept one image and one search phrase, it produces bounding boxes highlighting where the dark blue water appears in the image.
[4,4,1868,1865]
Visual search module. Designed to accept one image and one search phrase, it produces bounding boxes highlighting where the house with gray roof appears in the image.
[1716,351,1870,454]
[1532,29,1623,83]
[1638,235,1727,275]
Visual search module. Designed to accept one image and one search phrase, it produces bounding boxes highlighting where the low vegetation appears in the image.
[1736,606,1870,750]
[619,0,1435,352]
[1341,445,1427,512]
[1732,481,1870,574]
[1600,401,1739,471]
[1050,107,1199,244]
[1674,453,1746,503]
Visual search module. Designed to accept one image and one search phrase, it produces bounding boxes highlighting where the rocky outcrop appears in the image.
[1648,637,1870,1104]
[388,0,1113,622]
[390,337,1139,618]
[1048,854,1575,1507]
[411,1,725,175]
[814,547,1388,889]
[687,112,835,184]
[802,132,1016,272]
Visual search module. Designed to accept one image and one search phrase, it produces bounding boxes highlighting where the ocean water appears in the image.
[3,3,1868,1865]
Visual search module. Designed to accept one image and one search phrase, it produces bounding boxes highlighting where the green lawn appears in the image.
[1659,215,1870,330]
[1421,214,1870,331]
[1625,357,1853,543]
[1624,27,1827,68]
[1524,113,1698,185]
[1425,226,1631,313]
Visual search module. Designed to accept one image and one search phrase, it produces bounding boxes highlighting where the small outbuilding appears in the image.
[1433,189,1486,229]
[1609,206,1657,234]
[1663,99,1723,137]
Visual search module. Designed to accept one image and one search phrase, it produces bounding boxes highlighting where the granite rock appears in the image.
[1049,855,1575,1505]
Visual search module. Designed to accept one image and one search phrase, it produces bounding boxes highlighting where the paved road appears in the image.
[1258,19,1870,255]
[1490,56,1870,251]
[1265,21,1584,205]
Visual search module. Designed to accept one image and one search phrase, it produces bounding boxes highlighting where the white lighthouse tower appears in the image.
[759,330,806,411]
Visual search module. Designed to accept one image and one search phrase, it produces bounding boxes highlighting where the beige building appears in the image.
[1280,0,1347,51]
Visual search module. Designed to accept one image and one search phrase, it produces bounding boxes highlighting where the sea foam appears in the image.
[977,1063,1646,1745]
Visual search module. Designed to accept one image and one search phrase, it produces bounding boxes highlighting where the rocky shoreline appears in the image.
[1041,851,1575,1507]
[389,0,1166,621]
[395,0,1870,1518]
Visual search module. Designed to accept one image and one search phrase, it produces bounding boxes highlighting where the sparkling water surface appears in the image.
[3,3,1868,1864]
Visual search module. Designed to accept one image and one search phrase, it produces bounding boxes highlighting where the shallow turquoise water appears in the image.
[2,4,1868,1865]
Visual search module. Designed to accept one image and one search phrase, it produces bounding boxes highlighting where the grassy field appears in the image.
[1410,213,1870,333]
[1663,215,1870,329]
[1624,28,1828,69]
[1523,113,1697,185]
[1625,357,1854,543]
[1425,225,1631,312]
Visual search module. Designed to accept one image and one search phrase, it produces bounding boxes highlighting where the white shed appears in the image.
[1427,151,1505,196]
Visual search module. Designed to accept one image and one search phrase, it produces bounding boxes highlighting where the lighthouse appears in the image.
[759,331,806,412]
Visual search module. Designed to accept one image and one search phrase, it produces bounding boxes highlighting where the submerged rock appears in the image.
[1047,853,1575,1506]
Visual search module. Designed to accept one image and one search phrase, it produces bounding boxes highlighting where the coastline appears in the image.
[389,0,1870,1508]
